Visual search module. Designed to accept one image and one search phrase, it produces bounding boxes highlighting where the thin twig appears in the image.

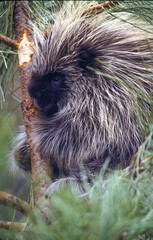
[0,221,26,231]
[0,34,18,49]
[81,0,122,17]
[0,191,30,216]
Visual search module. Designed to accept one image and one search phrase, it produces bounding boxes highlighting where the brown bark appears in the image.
[13,0,52,214]
[0,192,30,215]
[0,221,26,231]
[0,34,17,49]
[81,0,122,18]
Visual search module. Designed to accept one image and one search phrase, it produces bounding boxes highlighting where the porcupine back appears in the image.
[27,1,153,178]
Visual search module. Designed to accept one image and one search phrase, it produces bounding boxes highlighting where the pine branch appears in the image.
[0,221,26,231]
[0,0,52,221]
[81,0,123,17]
[0,34,17,49]
[0,191,30,216]
[13,0,52,215]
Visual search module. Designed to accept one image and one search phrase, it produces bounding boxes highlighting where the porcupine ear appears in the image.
[78,45,97,70]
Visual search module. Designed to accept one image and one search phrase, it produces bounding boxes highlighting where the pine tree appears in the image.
[0,1,153,239]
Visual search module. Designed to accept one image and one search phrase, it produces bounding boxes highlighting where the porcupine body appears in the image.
[11,1,153,184]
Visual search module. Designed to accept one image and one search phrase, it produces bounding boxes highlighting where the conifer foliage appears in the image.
[0,1,153,239]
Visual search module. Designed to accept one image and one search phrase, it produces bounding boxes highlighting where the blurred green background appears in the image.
[0,99,31,222]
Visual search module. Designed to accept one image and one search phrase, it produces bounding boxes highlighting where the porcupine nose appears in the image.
[28,83,40,99]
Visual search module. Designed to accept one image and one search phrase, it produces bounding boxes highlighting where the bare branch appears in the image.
[81,0,121,17]
[0,221,26,231]
[0,34,18,49]
[0,191,30,215]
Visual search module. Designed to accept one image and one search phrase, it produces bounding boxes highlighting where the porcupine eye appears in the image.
[52,74,63,90]
[53,75,62,84]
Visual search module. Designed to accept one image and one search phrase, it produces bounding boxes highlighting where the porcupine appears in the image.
[11,1,153,193]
